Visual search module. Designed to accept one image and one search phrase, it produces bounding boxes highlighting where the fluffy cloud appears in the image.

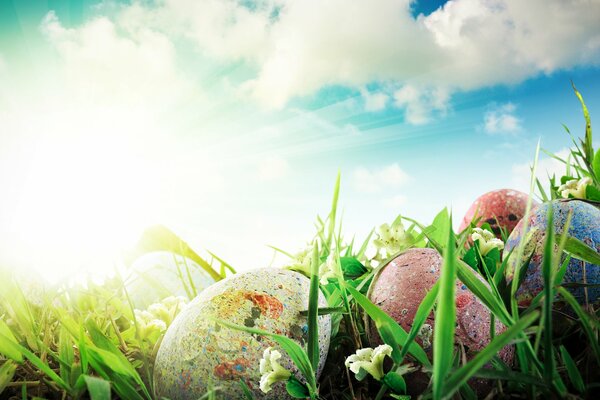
[483,102,522,134]
[40,10,195,109]
[394,84,450,124]
[352,163,410,193]
[110,0,600,122]
[360,88,388,112]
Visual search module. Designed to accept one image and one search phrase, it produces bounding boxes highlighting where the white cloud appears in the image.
[78,0,600,120]
[352,163,410,193]
[40,11,195,109]
[393,84,450,124]
[360,88,388,112]
[257,155,290,181]
[511,148,570,193]
[483,102,522,134]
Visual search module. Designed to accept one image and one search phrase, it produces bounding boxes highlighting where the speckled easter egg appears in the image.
[153,268,331,399]
[367,248,513,395]
[504,200,600,307]
[459,189,534,237]
[125,251,215,309]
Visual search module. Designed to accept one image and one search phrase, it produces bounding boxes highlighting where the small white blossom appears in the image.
[558,177,592,199]
[148,296,187,325]
[471,228,504,256]
[134,310,167,340]
[285,247,313,277]
[344,344,393,381]
[259,347,291,393]
[373,222,414,259]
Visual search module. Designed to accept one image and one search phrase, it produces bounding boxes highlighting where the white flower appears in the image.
[373,222,414,258]
[558,177,592,199]
[471,228,504,256]
[134,310,167,340]
[344,344,393,381]
[259,347,291,393]
[285,246,313,277]
[148,296,187,325]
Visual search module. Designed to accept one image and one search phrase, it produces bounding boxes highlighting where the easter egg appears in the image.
[504,200,600,307]
[125,251,215,309]
[459,189,534,237]
[153,268,331,399]
[367,248,513,395]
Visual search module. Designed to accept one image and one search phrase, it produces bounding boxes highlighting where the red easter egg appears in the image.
[459,189,535,237]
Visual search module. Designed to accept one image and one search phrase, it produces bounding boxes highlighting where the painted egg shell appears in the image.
[367,248,513,394]
[125,251,215,309]
[459,189,534,237]
[153,268,331,399]
[504,200,600,307]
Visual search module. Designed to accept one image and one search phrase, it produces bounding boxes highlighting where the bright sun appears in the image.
[1,108,162,283]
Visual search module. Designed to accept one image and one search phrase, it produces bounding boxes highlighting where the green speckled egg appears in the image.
[153,268,331,399]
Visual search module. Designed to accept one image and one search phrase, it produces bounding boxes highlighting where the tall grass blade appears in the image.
[428,208,451,249]
[444,311,539,399]
[307,245,320,372]
[559,346,585,393]
[540,205,560,393]
[326,172,341,249]
[572,82,593,165]
[0,320,23,362]
[433,218,456,400]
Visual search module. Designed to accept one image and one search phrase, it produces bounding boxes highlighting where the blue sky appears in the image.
[1,0,600,282]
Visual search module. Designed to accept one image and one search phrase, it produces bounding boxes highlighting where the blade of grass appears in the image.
[307,245,320,372]
[398,281,439,363]
[472,367,550,388]
[557,287,600,363]
[0,320,23,362]
[541,206,556,389]
[83,375,111,400]
[443,311,540,399]
[562,235,600,265]
[559,345,585,393]
[326,172,341,250]
[0,360,17,395]
[433,219,456,400]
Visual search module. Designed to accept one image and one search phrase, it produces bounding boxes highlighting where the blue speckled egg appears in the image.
[504,200,600,306]
[153,268,331,399]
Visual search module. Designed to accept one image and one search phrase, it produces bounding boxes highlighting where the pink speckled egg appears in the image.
[367,248,513,395]
[459,189,535,237]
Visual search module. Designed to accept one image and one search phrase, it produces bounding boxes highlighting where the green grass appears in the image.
[1,87,600,399]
